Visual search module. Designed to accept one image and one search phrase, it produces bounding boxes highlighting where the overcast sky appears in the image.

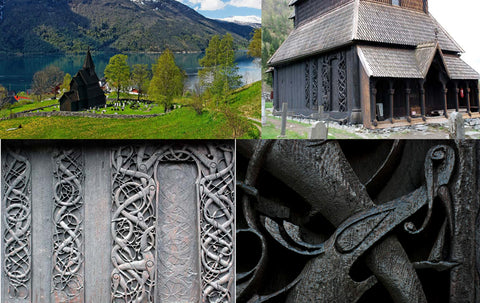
[429,0,480,73]
[176,0,261,19]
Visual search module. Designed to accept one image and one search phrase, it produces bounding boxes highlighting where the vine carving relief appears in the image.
[111,144,234,303]
[3,149,32,299]
[52,150,85,301]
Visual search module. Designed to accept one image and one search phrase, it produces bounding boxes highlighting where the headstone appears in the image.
[309,121,328,139]
[449,111,465,139]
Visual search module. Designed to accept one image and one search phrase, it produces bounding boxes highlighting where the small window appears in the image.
[392,0,400,5]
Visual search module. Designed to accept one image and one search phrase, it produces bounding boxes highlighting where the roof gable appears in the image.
[415,42,450,78]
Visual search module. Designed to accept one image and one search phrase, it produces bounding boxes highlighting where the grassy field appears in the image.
[228,81,261,119]
[0,81,261,139]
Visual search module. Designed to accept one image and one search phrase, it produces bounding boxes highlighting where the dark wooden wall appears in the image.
[274,47,360,121]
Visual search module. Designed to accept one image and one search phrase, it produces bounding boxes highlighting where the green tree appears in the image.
[60,73,72,95]
[149,49,185,113]
[0,84,6,101]
[199,34,242,101]
[104,54,130,102]
[247,28,261,58]
[131,64,151,101]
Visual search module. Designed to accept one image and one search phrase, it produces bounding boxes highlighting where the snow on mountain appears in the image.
[219,16,261,28]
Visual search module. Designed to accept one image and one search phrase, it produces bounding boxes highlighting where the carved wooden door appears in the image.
[1,141,235,303]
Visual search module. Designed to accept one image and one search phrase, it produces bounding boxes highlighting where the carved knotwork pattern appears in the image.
[338,52,347,112]
[312,59,318,108]
[305,61,310,108]
[321,57,330,111]
[111,144,234,303]
[52,150,84,301]
[199,146,234,303]
[111,147,156,303]
[3,149,32,299]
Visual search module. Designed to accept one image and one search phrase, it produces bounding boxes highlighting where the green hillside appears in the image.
[0,0,253,54]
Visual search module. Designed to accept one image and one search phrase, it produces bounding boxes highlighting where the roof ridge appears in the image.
[428,13,464,53]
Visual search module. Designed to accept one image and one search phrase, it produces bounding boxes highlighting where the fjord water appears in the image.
[0,51,260,92]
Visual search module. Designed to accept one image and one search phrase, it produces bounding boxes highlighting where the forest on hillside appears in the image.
[262,0,293,85]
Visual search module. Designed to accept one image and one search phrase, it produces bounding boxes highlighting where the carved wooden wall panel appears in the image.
[52,150,85,302]
[2,149,32,301]
[1,141,235,303]
[236,140,479,303]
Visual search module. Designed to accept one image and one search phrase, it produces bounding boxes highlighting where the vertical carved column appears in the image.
[338,52,347,112]
[419,79,426,121]
[111,147,156,303]
[370,78,377,127]
[388,80,395,123]
[199,145,235,303]
[305,61,310,108]
[2,149,32,300]
[465,84,471,116]
[321,56,330,111]
[405,86,411,122]
[454,81,459,112]
[312,60,318,109]
[442,84,449,118]
[157,163,200,302]
[52,150,85,302]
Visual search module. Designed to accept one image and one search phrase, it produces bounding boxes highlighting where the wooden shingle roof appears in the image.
[357,44,479,79]
[269,1,464,66]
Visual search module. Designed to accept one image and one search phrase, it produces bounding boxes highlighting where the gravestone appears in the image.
[449,111,465,139]
[309,121,328,139]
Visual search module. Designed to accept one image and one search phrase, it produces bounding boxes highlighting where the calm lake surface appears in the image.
[0,51,261,92]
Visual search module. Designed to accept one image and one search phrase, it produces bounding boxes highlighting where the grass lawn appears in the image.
[261,121,308,139]
[0,98,58,117]
[0,107,258,139]
[0,82,261,138]
[228,81,261,119]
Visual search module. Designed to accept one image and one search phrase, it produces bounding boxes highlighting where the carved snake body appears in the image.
[238,140,455,303]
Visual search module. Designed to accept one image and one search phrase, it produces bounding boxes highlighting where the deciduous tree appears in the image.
[31,65,64,101]
[131,64,150,101]
[104,54,130,102]
[247,28,261,58]
[149,49,185,113]
[199,34,242,101]
[60,73,72,95]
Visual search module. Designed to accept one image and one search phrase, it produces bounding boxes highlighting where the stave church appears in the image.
[268,0,480,128]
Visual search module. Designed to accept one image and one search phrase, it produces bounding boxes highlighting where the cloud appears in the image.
[227,0,261,9]
[184,0,226,10]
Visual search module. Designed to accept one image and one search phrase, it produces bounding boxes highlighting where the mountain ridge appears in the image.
[0,0,254,54]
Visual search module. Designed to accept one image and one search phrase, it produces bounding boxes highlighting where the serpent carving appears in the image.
[3,149,32,299]
[111,144,234,303]
[52,149,85,301]
[237,140,457,303]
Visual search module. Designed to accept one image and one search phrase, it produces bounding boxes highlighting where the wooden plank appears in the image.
[84,147,111,303]
[156,163,200,302]
[31,148,53,303]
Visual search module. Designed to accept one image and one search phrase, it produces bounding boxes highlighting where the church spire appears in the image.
[83,47,95,71]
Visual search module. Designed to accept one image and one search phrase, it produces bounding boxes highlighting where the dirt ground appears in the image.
[263,109,480,139]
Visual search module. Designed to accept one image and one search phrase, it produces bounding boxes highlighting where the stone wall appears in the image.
[2,111,163,120]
